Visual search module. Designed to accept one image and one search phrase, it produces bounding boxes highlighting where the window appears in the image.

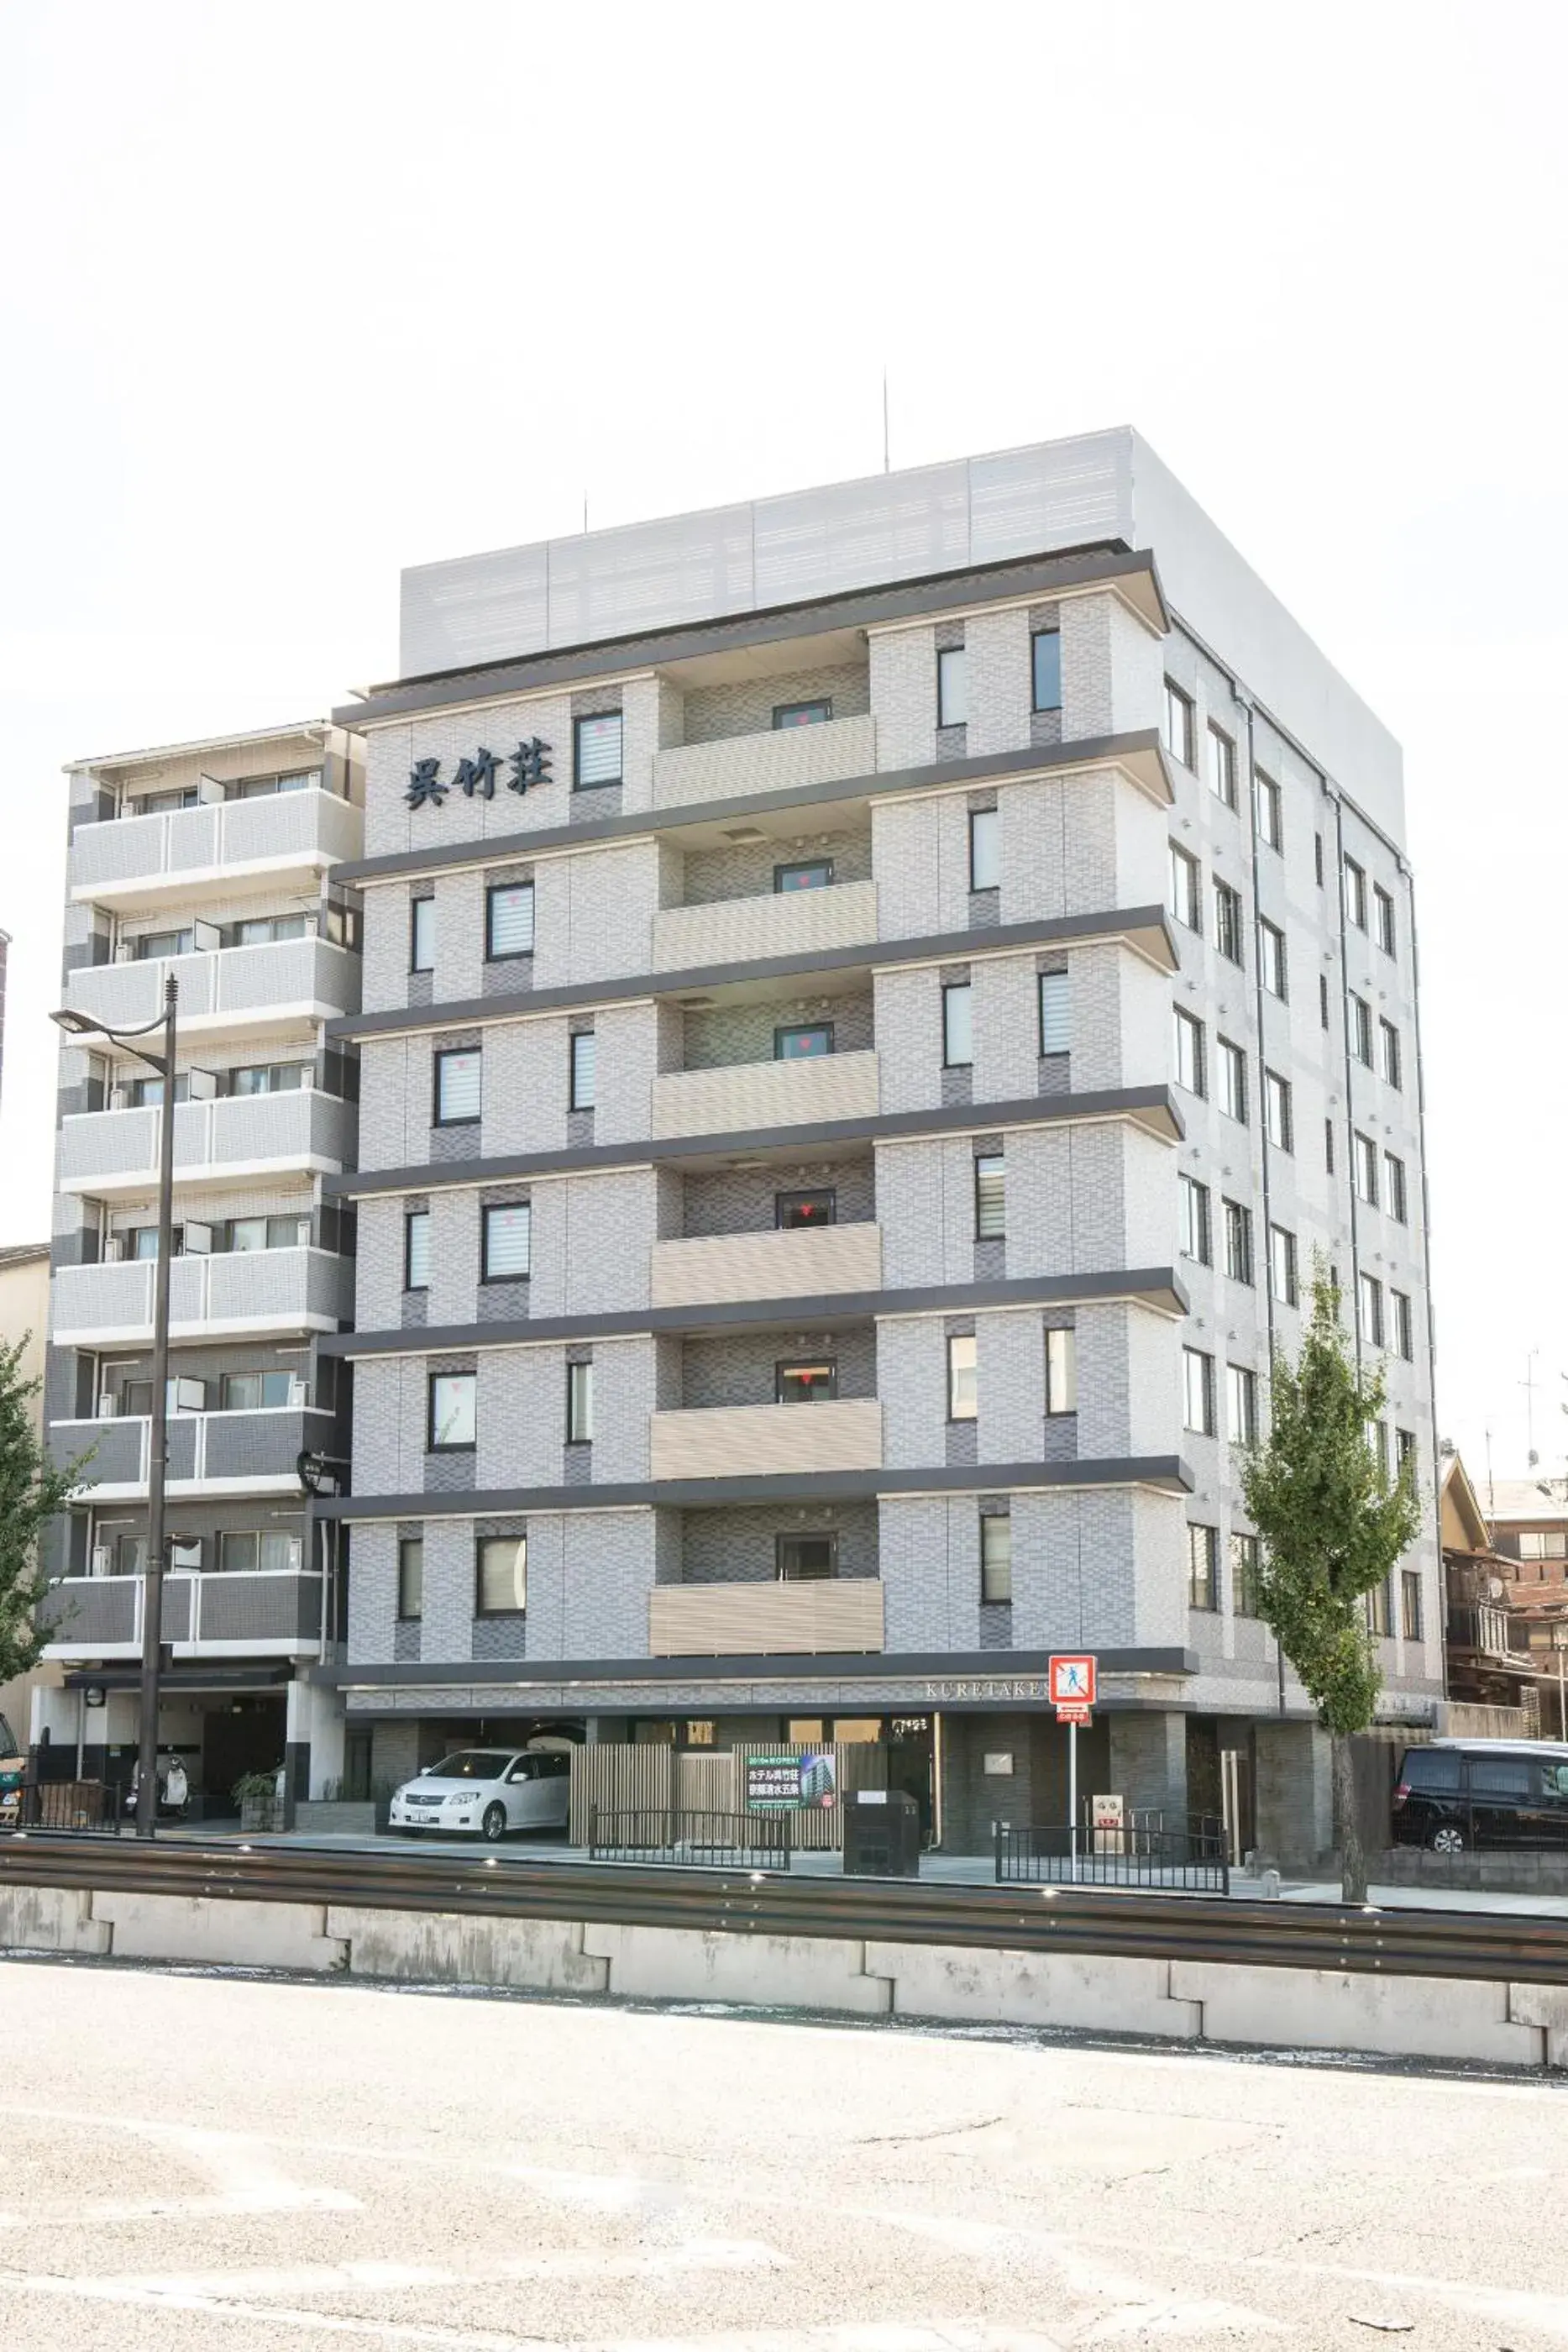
[1314,832,1324,887]
[778,1532,836,1579]
[1368,1575,1393,1637]
[1324,1119,1336,1176]
[1353,1131,1378,1205]
[566,1362,594,1444]
[941,984,973,1068]
[1259,918,1287,1000]
[1357,1272,1384,1347]
[1183,1347,1216,1436]
[1400,1570,1423,1641]
[1167,843,1201,932]
[219,1370,296,1411]
[980,1513,1013,1604]
[476,1536,527,1615]
[405,1210,431,1292]
[777,1187,836,1229]
[1045,1326,1077,1414]
[136,927,195,961]
[1319,973,1329,1032]
[1162,679,1194,766]
[434,1048,481,1125]
[1223,1199,1253,1285]
[1269,1224,1298,1306]
[775,1022,831,1061]
[1374,884,1397,956]
[936,645,967,727]
[1255,771,1283,850]
[1178,1173,1211,1265]
[228,766,320,799]
[775,858,833,893]
[411,897,435,973]
[974,1154,1004,1241]
[1350,995,1373,1064]
[1231,1532,1261,1616]
[227,1061,309,1097]
[773,698,831,728]
[1216,1037,1247,1123]
[968,807,1000,891]
[397,1537,423,1621]
[486,883,535,959]
[1397,1426,1418,1479]
[574,711,622,788]
[217,1530,298,1574]
[1379,1019,1402,1089]
[1213,878,1243,964]
[1030,629,1062,711]
[1344,858,1367,929]
[1226,1363,1258,1445]
[569,1031,596,1107]
[1392,1289,1414,1360]
[1188,1524,1219,1611]
[947,1333,977,1420]
[1173,1008,1205,1096]
[428,1373,476,1450]
[1037,970,1069,1054]
[128,1073,191,1107]
[1206,725,1237,808]
[482,1203,531,1281]
[228,913,311,948]
[777,1358,837,1404]
[1264,1069,1293,1152]
[1366,1419,1390,1479]
[1385,1155,1408,1224]
[219,1213,311,1253]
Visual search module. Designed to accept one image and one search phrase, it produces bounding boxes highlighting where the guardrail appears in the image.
[2,1834,1568,1987]
[588,1808,791,1870]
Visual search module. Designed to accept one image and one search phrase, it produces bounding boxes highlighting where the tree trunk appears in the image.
[1332,1733,1367,1905]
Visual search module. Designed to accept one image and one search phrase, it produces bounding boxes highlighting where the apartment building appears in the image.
[302,427,1443,1858]
[33,723,364,1813]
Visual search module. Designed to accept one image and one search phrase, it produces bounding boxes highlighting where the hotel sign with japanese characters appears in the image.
[406,738,552,808]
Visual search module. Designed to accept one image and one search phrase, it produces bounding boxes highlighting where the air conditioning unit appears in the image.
[109,1084,132,1112]
[96,1394,118,1420]
[103,1236,126,1263]
[90,1546,111,1578]
[285,1537,303,1572]
[286,1376,309,1408]
[114,943,137,965]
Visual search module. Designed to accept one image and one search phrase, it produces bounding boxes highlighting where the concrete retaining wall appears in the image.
[3,1887,1565,2070]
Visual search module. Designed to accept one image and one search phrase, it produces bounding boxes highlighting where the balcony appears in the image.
[63,938,360,1040]
[652,879,877,975]
[51,1407,336,1502]
[653,713,876,813]
[69,786,363,910]
[650,1221,882,1310]
[39,1571,323,1661]
[651,1048,878,1142]
[1448,1604,1531,1664]
[649,1577,884,1657]
[58,1088,356,1197]
[52,1247,352,1348]
[649,1397,882,1482]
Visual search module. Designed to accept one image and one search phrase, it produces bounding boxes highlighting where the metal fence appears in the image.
[588,1808,792,1871]
[4,1780,118,1835]
[995,1813,1230,1895]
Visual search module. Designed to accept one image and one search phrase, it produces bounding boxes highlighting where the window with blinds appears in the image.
[569,1032,596,1110]
[486,883,534,959]
[980,1514,1013,1604]
[434,1048,481,1124]
[574,712,622,788]
[482,1203,531,1281]
[405,1210,431,1291]
[476,1536,527,1615]
[1038,970,1069,1054]
[973,1154,1004,1240]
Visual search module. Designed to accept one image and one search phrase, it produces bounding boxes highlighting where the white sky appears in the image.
[2,1,1563,1480]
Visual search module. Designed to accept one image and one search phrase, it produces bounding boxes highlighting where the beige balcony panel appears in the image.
[650,1396,882,1481]
[649,1578,884,1658]
[652,879,877,974]
[653,712,876,811]
[651,1048,878,1141]
[650,1221,882,1310]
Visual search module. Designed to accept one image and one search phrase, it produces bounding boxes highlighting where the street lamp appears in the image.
[52,976,177,1840]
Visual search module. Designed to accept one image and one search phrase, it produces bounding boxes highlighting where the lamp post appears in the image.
[53,976,178,1839]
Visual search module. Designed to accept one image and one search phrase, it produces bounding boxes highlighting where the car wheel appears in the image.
[1429,1824,1466,1856]
[481,1803,507,1843]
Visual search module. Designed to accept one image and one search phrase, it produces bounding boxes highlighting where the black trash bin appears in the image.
[842,1788,921,1877]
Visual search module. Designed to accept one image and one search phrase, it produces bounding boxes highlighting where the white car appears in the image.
[388,1747,572,1841]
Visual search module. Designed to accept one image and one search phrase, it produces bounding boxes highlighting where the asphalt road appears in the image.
[1,1959,1565,2350]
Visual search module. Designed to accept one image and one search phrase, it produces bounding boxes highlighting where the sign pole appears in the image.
[1069,1718,1078,1883]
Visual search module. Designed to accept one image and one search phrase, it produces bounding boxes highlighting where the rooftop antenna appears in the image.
[583,496,589,534]
[1485,1428,1495,1515]
[1523,1348,1543,1467]
[882,368,889,474]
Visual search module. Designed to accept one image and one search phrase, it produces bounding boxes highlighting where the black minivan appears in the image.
[1392,1740,1568,1854]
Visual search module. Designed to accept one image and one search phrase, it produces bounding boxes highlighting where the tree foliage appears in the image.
[0,1336,92,1687]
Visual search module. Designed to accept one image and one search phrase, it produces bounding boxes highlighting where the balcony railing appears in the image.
[50,1406,336,1499]
[651,1048,878,1142]
[651,879,877,975]
[1448,1604,1532,1662]
[40,1570,323,1660]
[57,1088,356,1194]
[52,1247,351,1347]
[649,1578,884,1657]
[649,1397,882,1482]
[69,785,363,903]
[650,1221,882,1310]
[63,938,360,1036]
[653,713,876,812]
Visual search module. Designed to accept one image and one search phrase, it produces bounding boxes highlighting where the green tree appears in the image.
[0,1337,92,1688]
[1239,1268,1420,1903]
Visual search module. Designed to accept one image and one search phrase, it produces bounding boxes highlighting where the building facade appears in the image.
[1481,1475,1568,1735]
[34,723,364,1812]
[317,428,1441,1856]
[1439,1452,1539,1735]
[0,1242,58,1759]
